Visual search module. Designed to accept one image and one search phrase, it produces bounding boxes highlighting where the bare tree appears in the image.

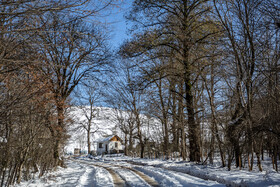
[107,60,147,158]
[73,81,102,154]
[0,0,119,184]
[111,108,137,156]
[32,12,110,166]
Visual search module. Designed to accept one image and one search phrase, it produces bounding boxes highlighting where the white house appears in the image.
[96,135,123,155]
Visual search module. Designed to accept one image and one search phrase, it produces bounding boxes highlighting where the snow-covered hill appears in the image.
[64,106,161,154]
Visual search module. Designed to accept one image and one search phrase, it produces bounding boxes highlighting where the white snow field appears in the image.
[13,155,280,187]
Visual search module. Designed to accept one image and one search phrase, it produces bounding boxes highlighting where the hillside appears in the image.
[64,106,161,154]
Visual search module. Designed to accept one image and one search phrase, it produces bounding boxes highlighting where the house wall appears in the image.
[96,140,122,155]
[96,141,108,155]
[108,141,122,151]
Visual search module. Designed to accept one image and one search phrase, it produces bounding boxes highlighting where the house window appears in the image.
[99,143,103,148]
[115,142,118,148]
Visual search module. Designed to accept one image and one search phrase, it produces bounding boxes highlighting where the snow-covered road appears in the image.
[16,158,225,187]
[15,156,280,187]
[73,158,224,187]
[75,159,159,186]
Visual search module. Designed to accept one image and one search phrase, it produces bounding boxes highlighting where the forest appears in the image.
[0,0,279,186]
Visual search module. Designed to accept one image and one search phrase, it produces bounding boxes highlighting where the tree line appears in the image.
[107,0,280,172]
[0,0,116,186]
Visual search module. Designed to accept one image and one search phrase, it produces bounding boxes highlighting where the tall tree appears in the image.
[213,0,268,171]
[121,0,218,162]
[34,13,110,165]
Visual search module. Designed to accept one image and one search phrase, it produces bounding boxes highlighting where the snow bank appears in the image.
[100,156,280,187]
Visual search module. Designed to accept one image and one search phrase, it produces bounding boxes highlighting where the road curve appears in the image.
[72,159,159,187]
[110,164,159,187]
[73,159,126,187]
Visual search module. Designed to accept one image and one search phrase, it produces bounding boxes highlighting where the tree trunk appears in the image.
[256,151,262,172]
[181,0,200,163]
[185,75,200,162]
[16,163,23,184]
[54,102,65,167]
[128,130,133,155]
[158,78,169,159]
[209,135,215,164]
[170,81,179,152]
[124,133,128,156]
[87,129,91,154]
[274,145,278,172]
[227,150,233,171]
[234,141,241,168]
[53,138,61,166]
[178,82,186,160]
[205,64,225,166]
[140,142,145,158]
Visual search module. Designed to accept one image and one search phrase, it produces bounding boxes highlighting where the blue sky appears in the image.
[73,1,134,107]
[101,1,133,49]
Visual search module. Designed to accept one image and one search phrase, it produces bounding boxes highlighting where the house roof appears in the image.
[96,135,122,143]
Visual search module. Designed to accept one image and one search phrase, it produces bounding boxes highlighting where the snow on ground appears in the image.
[14,155,280,187]
[78,157,225,187]
[13,160,113,187]
[95,155,280,187]
[134,165,223,187]
[114,167,150,187]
